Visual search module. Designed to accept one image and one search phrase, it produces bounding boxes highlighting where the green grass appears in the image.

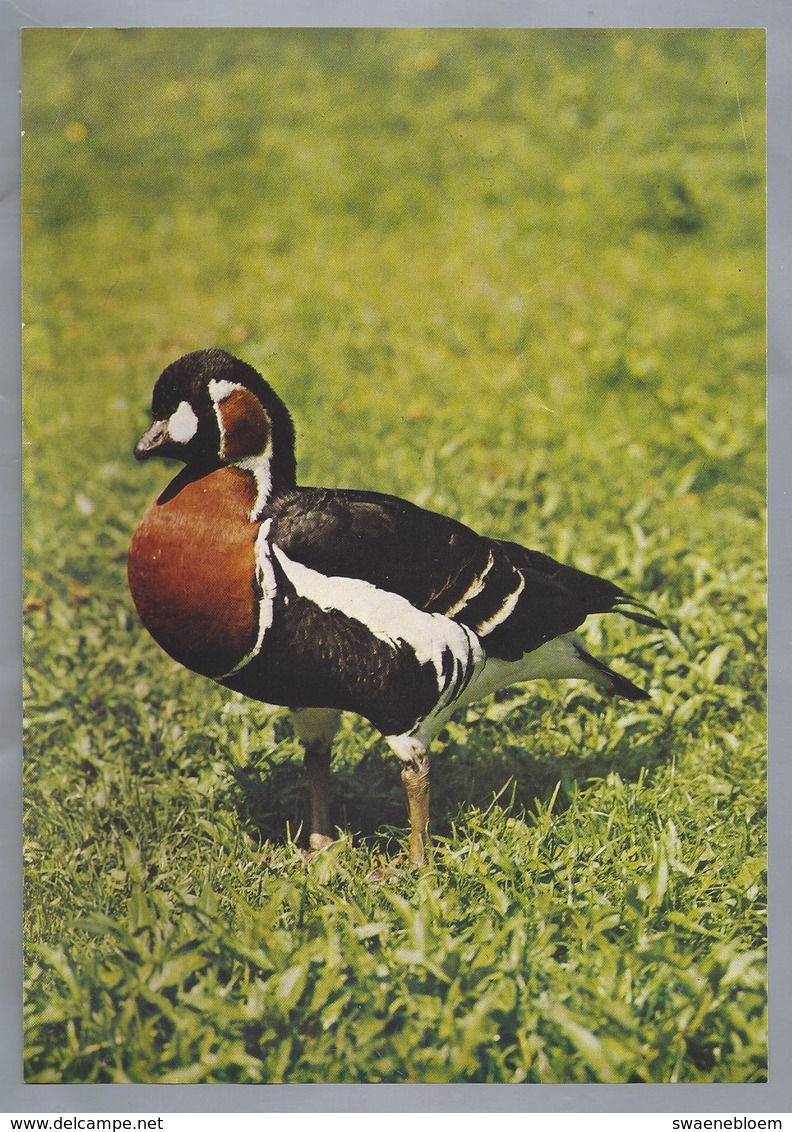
[22,28,766,1083]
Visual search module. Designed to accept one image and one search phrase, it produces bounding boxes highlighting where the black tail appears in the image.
[610,594,667,631]
[504,543,666,631]
[572,640,651,701]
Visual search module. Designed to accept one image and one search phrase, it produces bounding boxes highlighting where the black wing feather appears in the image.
[266,488,662,661]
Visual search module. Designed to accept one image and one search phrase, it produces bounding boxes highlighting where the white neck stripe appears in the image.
[207,379,242,461]
[206,378,274,514]
[219,519,276,676]
[237,442,274,519]
[208,378,240,404]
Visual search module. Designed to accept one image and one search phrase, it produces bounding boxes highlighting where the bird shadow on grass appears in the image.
[226,703,673,857]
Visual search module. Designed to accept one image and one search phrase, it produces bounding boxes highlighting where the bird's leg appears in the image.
[401,754,431,867]
[388,736,431,867]
[304,742,333,851]
[291,708,341,851]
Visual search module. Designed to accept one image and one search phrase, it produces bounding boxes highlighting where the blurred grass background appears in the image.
[22,28,766,1083]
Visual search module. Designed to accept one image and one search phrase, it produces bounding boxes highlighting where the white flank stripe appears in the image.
[474,572,526,636]
[442,550,495,617]
[221,520,276,676]
[272,545,478,694]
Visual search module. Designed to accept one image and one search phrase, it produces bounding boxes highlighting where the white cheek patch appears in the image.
[167,400,199,444]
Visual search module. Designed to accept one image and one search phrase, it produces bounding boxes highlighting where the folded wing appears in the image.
[267,488,664,663]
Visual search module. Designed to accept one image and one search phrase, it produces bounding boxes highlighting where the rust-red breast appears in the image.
[128,466,260,678]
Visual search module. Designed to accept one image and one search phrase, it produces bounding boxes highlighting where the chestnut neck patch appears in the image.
[216,385,271,462]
